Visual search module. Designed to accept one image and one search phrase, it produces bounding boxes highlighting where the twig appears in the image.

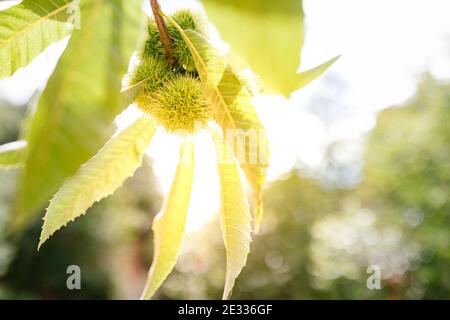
[150,0,175,65]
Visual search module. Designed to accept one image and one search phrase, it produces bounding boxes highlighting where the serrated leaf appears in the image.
[141,141,194,300]
[0,0,74,79]
[210,128,252,300]
[201,0,304,96]
[0,140,27,169]
[164,15,269,232]
[12,0,143,231]
[38,117,156,249]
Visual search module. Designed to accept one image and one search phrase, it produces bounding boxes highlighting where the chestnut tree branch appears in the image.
[150,0,175,65]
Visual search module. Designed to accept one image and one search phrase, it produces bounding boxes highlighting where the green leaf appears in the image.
[210,128,252,300]
[0,140,27,169]
[163,15,269,232]
[295,55,341,90]
[38,117,156,249]
[11,0,143,231]
[141,141,195,300]
[201,0,304,96]
[0,0,74,79]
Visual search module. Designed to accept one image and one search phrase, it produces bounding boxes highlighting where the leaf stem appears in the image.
[150,0,175,65]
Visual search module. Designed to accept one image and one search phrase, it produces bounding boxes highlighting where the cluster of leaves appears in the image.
[0,0,336,299]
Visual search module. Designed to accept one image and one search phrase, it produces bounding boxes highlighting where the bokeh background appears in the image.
[0,0,449,299]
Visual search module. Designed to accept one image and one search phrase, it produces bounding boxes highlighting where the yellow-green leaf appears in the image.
[211,128,252,300]
[201,0,339,96]
[38,117,156,249]
[141,141,195,300]
[201,0,304,96]
[13,0,143,231]
[0,140,27,169]
[295,55,341,90]
[0,0,74,79]
[164,15,269,232]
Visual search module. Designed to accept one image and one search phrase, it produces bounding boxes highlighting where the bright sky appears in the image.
[1,0,450,231]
